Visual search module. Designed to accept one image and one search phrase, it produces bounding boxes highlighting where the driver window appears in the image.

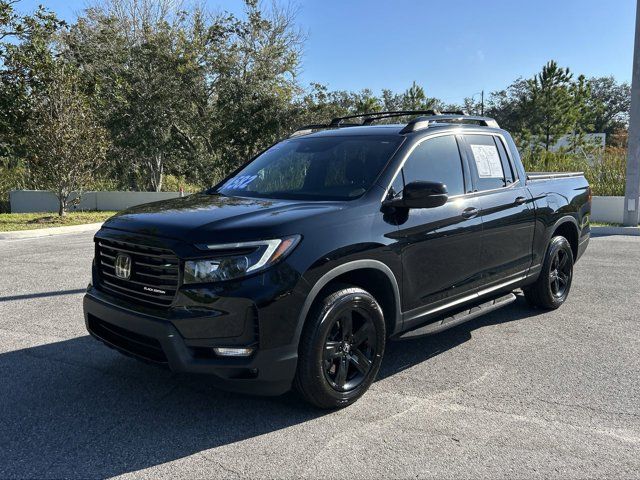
[401,135,465,196]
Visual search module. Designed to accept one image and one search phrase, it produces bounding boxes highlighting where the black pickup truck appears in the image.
[83,111,591,408]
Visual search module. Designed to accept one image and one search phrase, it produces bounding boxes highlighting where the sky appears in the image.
[14,0,638,104]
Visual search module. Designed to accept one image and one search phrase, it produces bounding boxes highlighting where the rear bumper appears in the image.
[84,289,298,396]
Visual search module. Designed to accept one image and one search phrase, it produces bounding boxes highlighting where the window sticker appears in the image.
[223,175,257,190]
[470,144,503,178]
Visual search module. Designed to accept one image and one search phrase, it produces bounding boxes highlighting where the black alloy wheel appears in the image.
[523,235,574,309]
[549,247,572,299]
[322,307,377,392]
[295,285,386,409]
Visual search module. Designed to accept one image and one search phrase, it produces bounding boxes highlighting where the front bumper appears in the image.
[84,289,298,396]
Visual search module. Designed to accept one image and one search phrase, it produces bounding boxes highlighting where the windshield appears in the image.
[216,135,403,201]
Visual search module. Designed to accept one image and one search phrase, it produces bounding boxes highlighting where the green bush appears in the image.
[587,148,627,196]
[0,164,28,213]
[520,148,626,196]
[161,175,205,194]
[85,176,122,192]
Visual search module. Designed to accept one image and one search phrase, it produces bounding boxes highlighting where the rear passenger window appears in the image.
[401,135,465,197]
[466,134,513,191]
[494,137,515,184]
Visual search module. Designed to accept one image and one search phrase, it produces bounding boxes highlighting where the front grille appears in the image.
[87,314,168,363]
[96,238,179,308]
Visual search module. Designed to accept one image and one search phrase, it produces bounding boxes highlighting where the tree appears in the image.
[62,0,303,189]
[26,67,108,215]
[487,62,592,153]
[296,81,448,129]
[205,0,303,176]
[482,78,528,136]
[381,89,402,111]
[523,61,576,150]
[400,81,440,111]
[566,74,593,153]
[586,76,632,134]
[0,0,64,160]
[1,1,61,42]
[353,89,382,113]
[0,1,68,210]
[62,0,207,191]
[296,83,353,125]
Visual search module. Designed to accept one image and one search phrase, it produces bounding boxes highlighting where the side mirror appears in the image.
[387,181,449,209]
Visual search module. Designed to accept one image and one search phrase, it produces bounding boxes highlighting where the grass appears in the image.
[0,211,116,232]
[591,222,623,227]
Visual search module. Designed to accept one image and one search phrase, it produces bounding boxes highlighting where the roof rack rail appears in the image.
[439,110,469,115]
[399,114,499,134]
[289,110,441,138]
[329,110,441,126]
[289,110,500,138]
[361,110,446,125]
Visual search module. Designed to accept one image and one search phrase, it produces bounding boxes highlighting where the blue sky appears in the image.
[15,0,638,103]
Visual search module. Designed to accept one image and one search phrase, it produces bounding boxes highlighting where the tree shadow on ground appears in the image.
[0,293,544,478]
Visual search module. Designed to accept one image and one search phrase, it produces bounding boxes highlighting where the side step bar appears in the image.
[394,292,517,341]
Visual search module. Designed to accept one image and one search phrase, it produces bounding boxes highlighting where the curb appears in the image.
[591,226,640,237]
[0,222,103,240]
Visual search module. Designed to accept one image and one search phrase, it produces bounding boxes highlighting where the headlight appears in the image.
[184,235,301,284]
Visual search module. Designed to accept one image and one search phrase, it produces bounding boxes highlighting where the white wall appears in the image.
[10,190,181,213]
[591,196,625,224]
[94,191,181,211]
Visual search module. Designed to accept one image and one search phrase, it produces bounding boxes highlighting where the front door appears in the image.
[388,134,484,323]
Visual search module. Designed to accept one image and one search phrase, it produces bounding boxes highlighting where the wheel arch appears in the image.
[549,216,579,260]
[294,260,402,346]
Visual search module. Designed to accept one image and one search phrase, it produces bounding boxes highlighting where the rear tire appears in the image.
[523,235,574,309]
[294,285,385,409]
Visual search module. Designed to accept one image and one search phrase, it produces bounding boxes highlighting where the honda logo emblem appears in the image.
[114,254,132,280]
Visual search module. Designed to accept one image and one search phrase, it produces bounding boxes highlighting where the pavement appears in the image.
[0,232,638,479]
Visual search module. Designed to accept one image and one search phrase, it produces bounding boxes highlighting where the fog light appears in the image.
[213,347,254,357]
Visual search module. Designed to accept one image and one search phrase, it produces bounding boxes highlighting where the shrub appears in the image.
[587,148,627,196]
[161,175,205,194]
[0,164,28,213]
[520,148,626,196]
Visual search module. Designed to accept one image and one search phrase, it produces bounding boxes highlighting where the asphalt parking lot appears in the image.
[0,231,638,479]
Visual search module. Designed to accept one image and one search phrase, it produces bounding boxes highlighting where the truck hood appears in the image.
[101,193,346,243]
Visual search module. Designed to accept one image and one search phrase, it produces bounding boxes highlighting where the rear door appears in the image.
[391,134,484,321]
[461,133,535,288]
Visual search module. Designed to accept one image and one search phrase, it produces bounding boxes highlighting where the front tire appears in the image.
[294,285,386,409]
[523,235,574,309]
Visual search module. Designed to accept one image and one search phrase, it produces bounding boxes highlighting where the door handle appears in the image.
[461,207,479,219]
[514,196,527,205]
